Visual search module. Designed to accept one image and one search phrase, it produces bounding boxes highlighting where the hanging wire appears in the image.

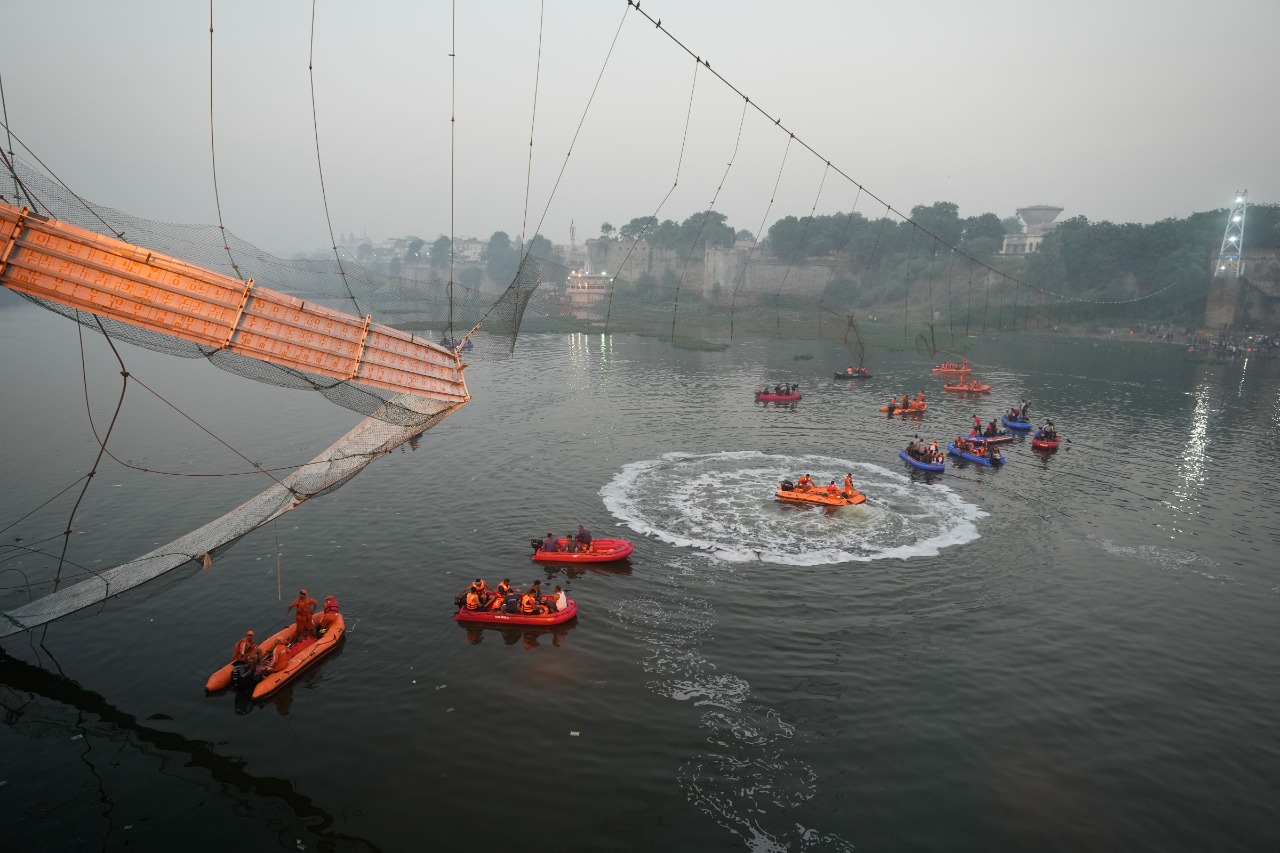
[774,162,830,338]
[518,0,545,254]
[663,57,702,340]
[207,1,244,281]
[0,71,24,204]
[448,0,456,339]
[660,92,749,338]
[623,0,1182,311]
[307,0,363,316]
[730,133,793,338]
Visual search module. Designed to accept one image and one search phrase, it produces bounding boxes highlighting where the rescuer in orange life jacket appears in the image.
[233,630,259,665]
[318,595,341,634]
[287,589,319,640]
[258,641,290,677]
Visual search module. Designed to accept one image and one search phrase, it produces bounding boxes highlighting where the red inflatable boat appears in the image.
[531,538,634,563]
[454,597,578,626]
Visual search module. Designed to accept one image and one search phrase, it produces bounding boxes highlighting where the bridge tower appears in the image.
[1216,191,1247,277]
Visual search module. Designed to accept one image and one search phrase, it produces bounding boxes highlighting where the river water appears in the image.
[2,293,1277,852]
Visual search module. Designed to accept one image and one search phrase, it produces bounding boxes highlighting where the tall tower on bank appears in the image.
[1216,191,1247,277]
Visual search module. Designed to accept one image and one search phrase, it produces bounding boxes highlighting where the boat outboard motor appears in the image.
[780,480,795,492]
[530,537,542,553]
[231,661,259,691]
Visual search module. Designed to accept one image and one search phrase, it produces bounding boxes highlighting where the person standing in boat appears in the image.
[575,525,593,551]
[973,414,982,432]
[286,589,319,641]
[843,473,856,499]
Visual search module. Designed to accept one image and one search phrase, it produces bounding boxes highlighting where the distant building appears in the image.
[1002,205,1064,255]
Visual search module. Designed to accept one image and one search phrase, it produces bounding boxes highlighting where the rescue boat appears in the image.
[1031,431,1061,450]
[531,538,634,563]
[946,442,1005,467]
[879,402,928,414]
[756,391,802,403]
[834,370,871,379]
[204,612,345,698]
[931,362,971,375]
[899,450,945,472]
[966,431,1014,445]
[943,382,991,393]
[775,485,867,506]
[454,597,578,626]
[1002,414,1033,431]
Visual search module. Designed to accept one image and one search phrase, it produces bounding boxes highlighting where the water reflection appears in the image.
[456,619,576,650]
[1172,382,1211,512]
[0,650,375,850]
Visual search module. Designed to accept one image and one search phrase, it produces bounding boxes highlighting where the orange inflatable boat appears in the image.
[943,382,991,393]
[879,402,928,413]
[204,612,345,698]
[775,486,866,506]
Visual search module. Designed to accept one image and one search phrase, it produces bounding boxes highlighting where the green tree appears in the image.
[600,222,615,240]
[430,236,451,271]
[483,231,520,285]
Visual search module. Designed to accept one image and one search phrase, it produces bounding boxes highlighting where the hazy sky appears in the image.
[4,1,1277,255]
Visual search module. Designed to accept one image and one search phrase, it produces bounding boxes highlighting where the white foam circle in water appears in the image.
[602,450,985,565]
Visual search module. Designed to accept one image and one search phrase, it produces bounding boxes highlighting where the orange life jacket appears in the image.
[270,645,290,672]
[495,582,511,597]
[520,594,537,614]
[233,639,256,662]
[465,592,481,610]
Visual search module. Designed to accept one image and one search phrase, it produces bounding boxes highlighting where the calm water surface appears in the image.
[1,295,1278,851]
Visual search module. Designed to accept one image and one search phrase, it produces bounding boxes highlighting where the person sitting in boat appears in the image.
[575,525,593,551]
[826,481,840,498]
[1041,420,1057,440]
[525,579,544,601]
[986,419,999,437]
[318,595,341,635]
[286,589,319,641]
[258,642,290,677]
[553,585,568,611]
[773,384,783,395]
[543,584,565,613]
[845,366,855,375]
[520,591,548,616]
[797,474,814,491]
[563,533,579,553]
[916,391,925,404]
[233,630,259,666]
[541,532,560,552]
[463,589,483,610]
[971,442,987,458]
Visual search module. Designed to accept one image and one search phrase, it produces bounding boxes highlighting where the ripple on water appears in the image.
[601,450,987,564]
